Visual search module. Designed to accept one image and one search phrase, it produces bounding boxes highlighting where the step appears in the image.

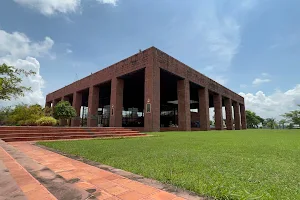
[0,131,140,138]
[2,133,146,142]
[0,128,130,133]
[0,126,126,131]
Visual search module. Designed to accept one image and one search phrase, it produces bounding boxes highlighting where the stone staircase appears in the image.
[0,126,146,142]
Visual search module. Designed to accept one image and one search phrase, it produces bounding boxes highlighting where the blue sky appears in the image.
[0,0,300,119]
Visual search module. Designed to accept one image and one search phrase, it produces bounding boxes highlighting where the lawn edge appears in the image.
[35,142,211,200]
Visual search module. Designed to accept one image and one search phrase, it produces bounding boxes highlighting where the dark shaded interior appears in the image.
[65,94,73,106]
[121,69,145,127]
[81,89,89,107]
[98,81,111,127]
[160,69,181,127]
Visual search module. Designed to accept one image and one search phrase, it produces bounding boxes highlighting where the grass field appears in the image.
[39,130,300,200]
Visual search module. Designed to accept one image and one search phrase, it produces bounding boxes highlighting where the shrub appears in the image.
[53,101,77,121]
[17,120,26,126]
[5,104,44,126]
[44,106,53,117]
[25,119,38,126]
[36,117,58,126]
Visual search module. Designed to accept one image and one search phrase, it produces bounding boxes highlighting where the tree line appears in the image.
[246,106,300,129]
[0,101,77,126]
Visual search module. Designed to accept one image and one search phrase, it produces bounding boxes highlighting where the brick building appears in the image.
[46,47,246,132]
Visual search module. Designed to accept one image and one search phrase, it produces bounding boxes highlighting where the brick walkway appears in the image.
[0,145,56,200]
[6,142,186,200]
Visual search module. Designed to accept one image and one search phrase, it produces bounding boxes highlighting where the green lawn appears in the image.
[39,130,300,200]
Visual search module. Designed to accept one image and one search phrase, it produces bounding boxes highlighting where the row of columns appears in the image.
[176,79,247,131]
[47,66,160,131]
[47,66,246,131]
[48,78,126,128]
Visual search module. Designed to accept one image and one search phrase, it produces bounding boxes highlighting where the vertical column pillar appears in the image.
[233,101,241,130]
[71,92,82,127]
[87,86,99,127]
[214,93,223,130]
[109,77,124,127]
[177,79,191,131]
[198,87,210,131]
[240,104,247,129]
[144,65,160,132]
[224,98,233,130]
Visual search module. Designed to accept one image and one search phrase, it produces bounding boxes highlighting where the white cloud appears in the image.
[13,0,118,16]
[194,0,259,73]
[0,29,54,107]
[252,78,271,86]
[196,9,240,71]
[0,30,54,58]
[240,85,300,119]
[66,49,73,54]
[95,0,118,6]
[13,0,81,15]
[261,72,270,77]
[188,0,260,85]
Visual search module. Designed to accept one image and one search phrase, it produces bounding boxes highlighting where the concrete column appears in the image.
[177,79,191,131]
[87,86,99,127]
[144,65,160,132]
[224,98,233,130]
[240,104,247,129]
[198,87,210,131]
[233,101,241,130]
[214,93,223,130]
[109,77,124,127]
[71,92,82,127]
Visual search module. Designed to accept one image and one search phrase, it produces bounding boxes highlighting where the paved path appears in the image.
[0,144,56,200]
[7,142,186,200]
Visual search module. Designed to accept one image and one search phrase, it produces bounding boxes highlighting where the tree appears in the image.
[288,123,294,129]
[53,101,76,124]
[265,118,277,129]
[0,106,12,125]
[279,119,287,129]
[245,110,263,128]
[5,104,44,125]
[282,105,300,127]
[44,106,53,117]
[0,63,35,100]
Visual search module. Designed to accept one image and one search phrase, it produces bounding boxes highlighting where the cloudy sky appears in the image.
[0,0,299,119]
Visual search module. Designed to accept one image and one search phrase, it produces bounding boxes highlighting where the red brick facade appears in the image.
[87,86,99,127]
[46,47,246,132]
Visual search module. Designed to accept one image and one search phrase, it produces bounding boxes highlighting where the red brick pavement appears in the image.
[10,142,186,200]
